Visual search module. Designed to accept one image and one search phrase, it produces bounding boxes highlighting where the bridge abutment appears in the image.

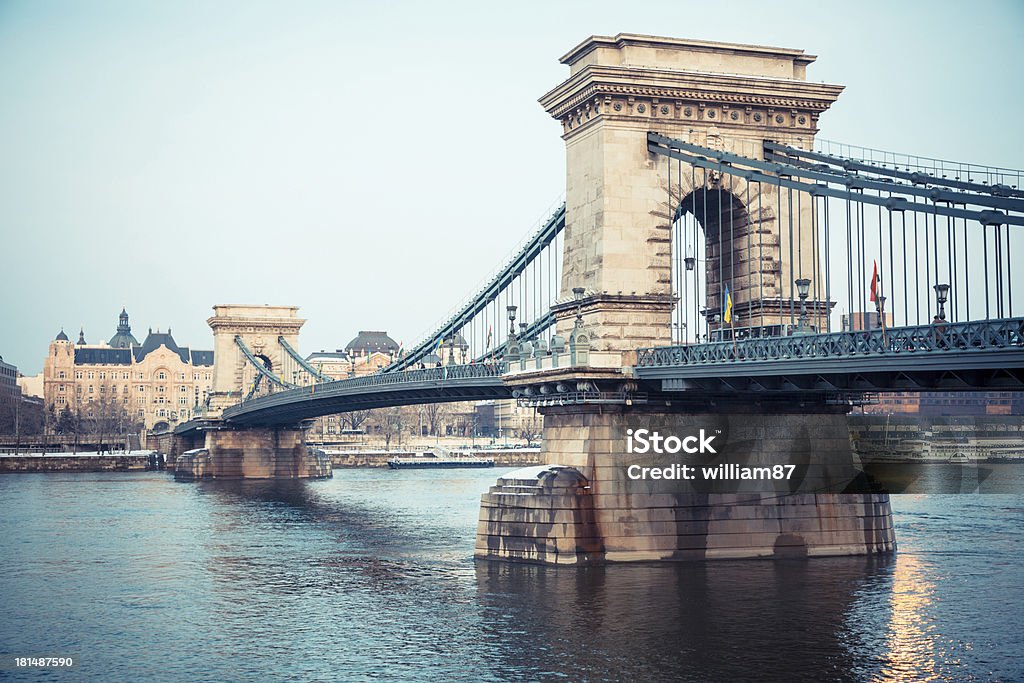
[476,405,894,564]
[174,426,332,480]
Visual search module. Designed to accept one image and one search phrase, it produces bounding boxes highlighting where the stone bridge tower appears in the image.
[539,34,843,352]
[207,305,305,415]
[477,35,894,565]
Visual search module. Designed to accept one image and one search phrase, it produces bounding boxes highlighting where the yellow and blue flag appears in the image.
[723,285,733,325]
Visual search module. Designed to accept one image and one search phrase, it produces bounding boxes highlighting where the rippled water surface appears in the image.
[1,469,1022,682]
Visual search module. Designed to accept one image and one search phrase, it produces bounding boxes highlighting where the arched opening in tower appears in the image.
[673,186,779,343]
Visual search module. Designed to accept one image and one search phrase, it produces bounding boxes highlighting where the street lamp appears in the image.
[572,287,585,329]
[795,278,811,334]
[934,283,950,321]
[874,295,887,329]
[684,256,695,272]
[507,305,517,338]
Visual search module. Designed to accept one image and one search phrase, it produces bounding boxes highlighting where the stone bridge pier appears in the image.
[174,426,331,480]
[476,34,894,564]
[172,304,331,480]
[476,398,894,564]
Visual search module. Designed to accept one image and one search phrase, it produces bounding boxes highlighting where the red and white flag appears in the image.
[869,260,879,303]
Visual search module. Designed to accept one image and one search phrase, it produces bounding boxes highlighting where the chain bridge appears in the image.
[173,34,1023,565]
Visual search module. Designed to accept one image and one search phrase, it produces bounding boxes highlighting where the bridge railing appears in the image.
[236,361,509,403]
[636,318,1024,368]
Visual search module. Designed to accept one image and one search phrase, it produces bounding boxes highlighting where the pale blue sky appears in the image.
[2,0,1022,373]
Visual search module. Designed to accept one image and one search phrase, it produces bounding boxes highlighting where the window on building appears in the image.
[57,397,66,405]
[157,409,165,417]
[99,386,105,393]
[158,386,165,394]
[87,372,94,379]
[123,398,128,405]
[138,386,145,392]
[193,373,200,381]
[179,397,188,405]
[138,410,144,417]
[58,371,66,379]
[88,385,94,393]
[59,384,65,392]
[179,373,186,381]
[205,373,211,381]
[179,386,187,393]
[99,372,106,380]
[123,372,130,380]
[111,385,117,395]
[75,372,83,379]
[137,398,144,405]
[157,371,166,380]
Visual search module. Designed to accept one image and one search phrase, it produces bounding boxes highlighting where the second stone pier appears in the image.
[476,406,895,564]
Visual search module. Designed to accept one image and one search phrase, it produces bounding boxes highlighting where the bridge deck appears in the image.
[222,364,511,426]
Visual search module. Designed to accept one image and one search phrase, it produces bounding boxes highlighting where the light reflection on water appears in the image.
[0,470,1021,682]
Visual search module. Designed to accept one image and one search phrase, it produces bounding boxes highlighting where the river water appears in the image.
[1,468,1021,682]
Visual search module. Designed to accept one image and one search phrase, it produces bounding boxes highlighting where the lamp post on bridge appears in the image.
[507,305,517,340]
[795,278,811,335]
[934,283,950,321]
[874,295,887,329]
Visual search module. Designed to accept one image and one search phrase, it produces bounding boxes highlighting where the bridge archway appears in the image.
[671,179,785,342]
[206,305,305,415]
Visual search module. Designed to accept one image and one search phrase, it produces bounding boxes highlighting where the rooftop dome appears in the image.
[441,332,469,349]
[55,329,69,342]
[108,308,140,349]
[344,331,399,355]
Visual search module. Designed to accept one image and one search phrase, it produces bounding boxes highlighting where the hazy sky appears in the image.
[2,0,1022,374]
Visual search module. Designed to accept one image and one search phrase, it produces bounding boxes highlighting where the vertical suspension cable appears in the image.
[912,207,921,324]
[667,153,674,343]
[947,209,955,321]
[788,185,795,329]
[876,199,884,319]
[963,207,970,322]
[692,162,698,343]
[925,202,933,323]
[859,195,867,327]
[758,180,765,334]
[983,222,990,319]
[846,194,853,330]
[674,158,682,343]
[811,189,819,321]
[718,172,724,340]
[702,167,708,342]
[1008,224,1013,317]
[887,198,895,325]
[995,224,1003,318]
[729,172,735,335]
[745,176,752,335]
[901,211,909,327]
[823,194,831,333]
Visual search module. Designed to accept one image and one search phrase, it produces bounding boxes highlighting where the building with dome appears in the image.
[42,309,215,432]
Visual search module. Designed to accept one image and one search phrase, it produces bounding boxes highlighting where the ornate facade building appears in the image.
[42,310,215,431]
